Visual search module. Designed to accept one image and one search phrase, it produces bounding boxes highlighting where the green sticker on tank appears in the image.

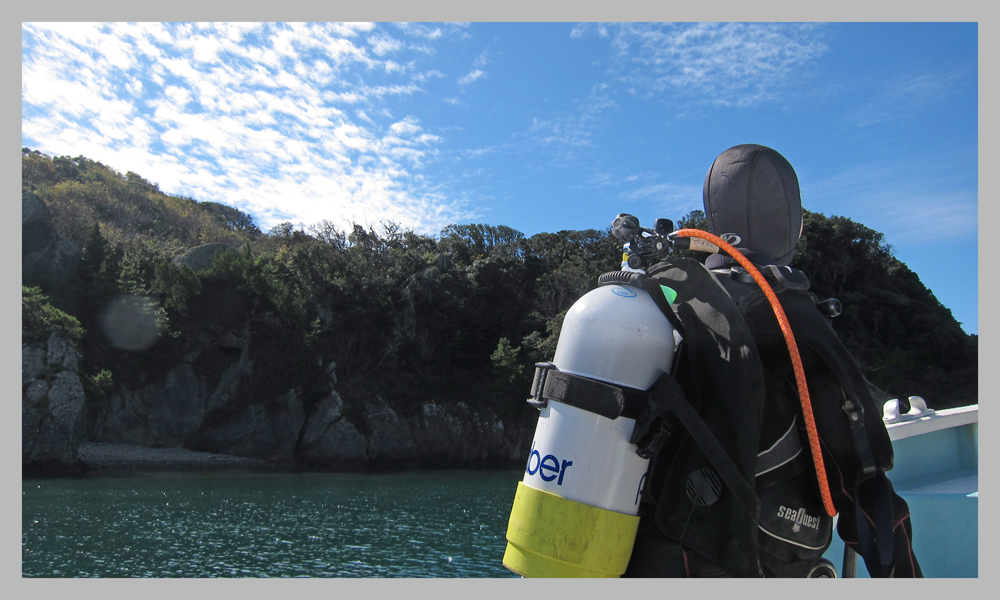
[660,285,677,304]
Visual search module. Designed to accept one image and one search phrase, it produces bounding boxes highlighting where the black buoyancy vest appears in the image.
[637,258,766,577]
[627,257,921,578]
[727,277,921,578]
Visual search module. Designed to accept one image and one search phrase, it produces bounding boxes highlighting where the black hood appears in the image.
[703,144,802,266]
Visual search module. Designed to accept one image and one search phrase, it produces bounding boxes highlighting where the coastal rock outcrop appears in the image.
[22,332,87,474]
[413,401,528,466]
[297,392,369,465]
[28,257,534,474]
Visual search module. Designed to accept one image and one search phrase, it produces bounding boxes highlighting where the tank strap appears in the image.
[527,362,645,420]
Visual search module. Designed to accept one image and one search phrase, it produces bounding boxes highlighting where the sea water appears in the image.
[22,470,523,578]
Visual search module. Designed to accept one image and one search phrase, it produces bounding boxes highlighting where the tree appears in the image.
[439,223,526,263]
[22,286,84,344]
[491,337,525,384]
[791,210,976,408]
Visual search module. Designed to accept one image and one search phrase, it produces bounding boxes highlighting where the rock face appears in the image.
[280,392,532,469]
[297,392,369,465]
[82,270,536,470]
[296,393,527,468]
[22,191,81,293]
[22,332,87,474]
[89,345,533,470]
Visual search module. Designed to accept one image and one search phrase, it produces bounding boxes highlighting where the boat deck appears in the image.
[821,404,978,577]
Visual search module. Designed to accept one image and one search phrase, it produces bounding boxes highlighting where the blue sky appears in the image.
[20,22,978,334]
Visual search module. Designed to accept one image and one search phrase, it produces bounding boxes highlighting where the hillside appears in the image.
[21,149,977,474]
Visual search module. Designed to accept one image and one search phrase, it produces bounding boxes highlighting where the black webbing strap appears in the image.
[842,395,877,480]
[854,470,896,577]
[841,392,894,576]
[645,374,760,522]
[527,362,645,420]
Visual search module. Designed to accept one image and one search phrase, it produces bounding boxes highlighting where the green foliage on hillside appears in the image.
[22,148,260,251]
[22,149,976,412]
[792,210,977,406]
[22,286,84,345]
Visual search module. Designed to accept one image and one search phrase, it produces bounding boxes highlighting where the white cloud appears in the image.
[164,85,192,107]
[363,83,421,98]
[458,69,487,86]
[803,153,978,245]
[527,94,616,149]
[188,35,225,64]
[579,22,828,109]
[389,117,423,136]
[327,22,376,37]
[412,69,446,83]
[619,182,702,217]
[21,21,474,235]
[394,23,443,40]
[847,70,971,128]
[368,33,403,57]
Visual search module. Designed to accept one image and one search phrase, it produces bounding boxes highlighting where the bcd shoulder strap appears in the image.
[636,258,765,577]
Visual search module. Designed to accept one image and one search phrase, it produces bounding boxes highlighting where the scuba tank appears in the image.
[502,226,678,578]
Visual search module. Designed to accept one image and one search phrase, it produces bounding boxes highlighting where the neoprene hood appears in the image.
[703,144,802,266]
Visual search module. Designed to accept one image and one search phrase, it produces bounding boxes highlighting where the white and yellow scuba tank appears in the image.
[502,271,677,578]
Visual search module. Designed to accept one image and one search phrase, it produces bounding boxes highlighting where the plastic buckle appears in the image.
[527,362,557,410]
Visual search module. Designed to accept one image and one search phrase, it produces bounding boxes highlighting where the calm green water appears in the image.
[22,470,524,578]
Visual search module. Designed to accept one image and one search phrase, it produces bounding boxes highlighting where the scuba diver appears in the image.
[502,144,921,578]
[621,144,922,578]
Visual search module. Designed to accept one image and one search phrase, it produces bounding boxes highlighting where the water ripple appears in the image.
[23,470,523,578]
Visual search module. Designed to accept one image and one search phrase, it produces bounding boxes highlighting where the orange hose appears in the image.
[673,229,837,517]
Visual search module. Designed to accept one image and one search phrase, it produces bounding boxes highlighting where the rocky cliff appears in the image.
[22,205,536,476]
[84,336,533,471]
[22,332,87,475]
[24,311,534,475]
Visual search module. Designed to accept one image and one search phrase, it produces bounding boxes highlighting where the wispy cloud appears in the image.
[473,49,490,67]
[368,33,403,57]
[574,22,828,110]
[847,69,973,127]
[21,22,475,234]
[803,151,977,245]
[619,181,703,215]
[527,94,617,149]
[458,69,487,87]
[393,23,444,40]
[412,69,446,83]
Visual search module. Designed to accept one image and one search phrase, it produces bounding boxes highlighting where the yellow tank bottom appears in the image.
[503,481,640,578]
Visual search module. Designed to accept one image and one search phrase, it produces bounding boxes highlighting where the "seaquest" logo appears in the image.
[777,505,821,533]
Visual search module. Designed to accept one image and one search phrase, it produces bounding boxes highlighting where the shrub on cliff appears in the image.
[22,286,84,345]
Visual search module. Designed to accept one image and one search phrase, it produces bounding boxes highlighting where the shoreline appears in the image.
[23,442,525,477]
[71,442,271,475]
